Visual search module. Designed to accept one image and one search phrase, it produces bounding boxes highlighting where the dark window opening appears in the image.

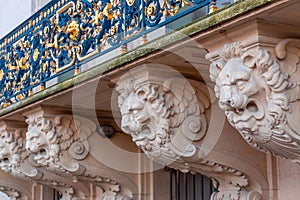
[169,168,215,200]
[53,190,62,200]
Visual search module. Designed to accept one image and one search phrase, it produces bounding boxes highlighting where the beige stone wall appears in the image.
[277,158,300,200]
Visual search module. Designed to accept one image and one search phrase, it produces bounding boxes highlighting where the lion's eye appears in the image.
[137,89,145,98]
[236,80,245,89]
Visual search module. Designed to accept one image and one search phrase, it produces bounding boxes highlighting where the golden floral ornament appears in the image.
[67,20,80,41]
[126,0,135,6]
[145,3,156,16]
[33,49,40,62]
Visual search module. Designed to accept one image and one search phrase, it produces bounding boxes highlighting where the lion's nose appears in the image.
[28,144,39,153]
[219,98,234,111]
[219,85,235,110]
[220,98,233,105]
[220,98,231,106]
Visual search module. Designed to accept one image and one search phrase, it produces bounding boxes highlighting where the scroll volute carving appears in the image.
[23,106,134,200]
[207,39,300,164]
[116,65,212,165]
[116,64,268,200]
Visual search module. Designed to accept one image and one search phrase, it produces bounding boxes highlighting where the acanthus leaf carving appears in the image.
[116,65,261,200]
[207,40,300,164]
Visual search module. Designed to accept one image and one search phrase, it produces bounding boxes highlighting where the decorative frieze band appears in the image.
[207,39,300,164]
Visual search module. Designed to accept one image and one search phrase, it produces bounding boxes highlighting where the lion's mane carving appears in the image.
[117,77,209,166]
[116,68,265,200]
[208,42,300,162]
[25,114,95,166]
[24,111,134,199]
[0,129,25,173]
[25,116,62,166]
[118,81,173,151]
[118,78,209,163]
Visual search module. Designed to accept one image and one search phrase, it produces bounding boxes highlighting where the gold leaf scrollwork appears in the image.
[126,0,136,6]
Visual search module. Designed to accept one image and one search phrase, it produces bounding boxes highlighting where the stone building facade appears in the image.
[0,0,300,199]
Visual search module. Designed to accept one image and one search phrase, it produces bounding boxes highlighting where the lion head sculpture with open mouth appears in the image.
[208,42,300,159]
[0,129,24,174]
[25,117,60,166]
[116,65,212,167]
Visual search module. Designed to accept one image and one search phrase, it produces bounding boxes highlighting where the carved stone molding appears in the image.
[207,39,300,164]
[0,170,33,200]
[117,70,209,165]
[116,64,266,200]
[0,185,23,200]
[23,107,133,200]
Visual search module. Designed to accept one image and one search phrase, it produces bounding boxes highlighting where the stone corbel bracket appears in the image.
[23,106,133,200]
[206,39,300,164]
[0,120,91,199]
[116,64,268,200]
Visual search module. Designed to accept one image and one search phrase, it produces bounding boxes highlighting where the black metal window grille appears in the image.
[53,190,62,200]
[170,169,214,200]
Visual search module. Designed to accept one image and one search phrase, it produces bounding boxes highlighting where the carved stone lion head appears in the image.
[117,69,210,167]
[0,130,24,173]
[209,43,291,152]
[25,112,96,166]
[25,116,62,166]
[118,81,172,152]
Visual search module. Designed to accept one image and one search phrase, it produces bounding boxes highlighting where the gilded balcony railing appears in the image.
[0,0,218,108]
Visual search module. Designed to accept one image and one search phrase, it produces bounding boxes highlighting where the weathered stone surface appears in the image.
[116,64,269,200]
[208,39,300,164]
